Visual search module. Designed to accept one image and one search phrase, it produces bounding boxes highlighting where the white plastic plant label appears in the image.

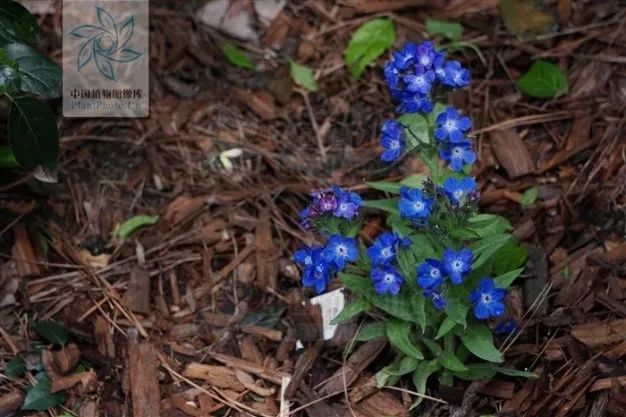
[310,288,345,340]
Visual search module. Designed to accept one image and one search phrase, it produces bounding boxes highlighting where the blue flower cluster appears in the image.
[299,185,362,229]
[384,41,469,114]
[294,234,358,294]
[366,232,411,296]
[415,247,474,310]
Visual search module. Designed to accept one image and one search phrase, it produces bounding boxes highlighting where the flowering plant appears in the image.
[294,41,534,404]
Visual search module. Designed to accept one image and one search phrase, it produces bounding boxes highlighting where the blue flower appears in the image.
[393,91,433,114]
[302,257,333,294]
[441,60,470,88]
[371,265,404,296]
[293,245,322,268]
[424,288,446,310]
[367,232,399,266]
[495,319,517,335]
[398,186,433,221]
[384,62,400,89]
[434,107,472,143]
[391,42,418,70]
[442,248,473,285]
[332,186,362,219]
[439,140,477,172]
[416,259,444,289]
[415,41,436,68]
[443,177,477,205]
[433,51,447,81]
[471,278,507,319]
[404,66,436,94]
[380,119,405,162]
[322,235,358,270]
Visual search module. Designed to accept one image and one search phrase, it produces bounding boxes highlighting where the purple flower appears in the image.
[380,119,405,162]
[332,186,362,219]
[416,259,444,289]
[442,247,473,285]
[398,186,433,221]
[371,265,404,296]
[439,140,477,172]
[471,278,507,319]
[367,232,399,266]
[434,107,472,143]
[322,235,358,270]
[443,177,477,206]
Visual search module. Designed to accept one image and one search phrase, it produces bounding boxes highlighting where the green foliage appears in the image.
[0,1,61,175]
[219,43,255,70]
[520,186,539,207]
[114,214,159,239]
[426,18,463,41]
[397,112,429,147]
[356,322,386,341]
[34,321,69,346]
[387,319,423,359]
[517,60,568,98]
[22,372,67,411]
[331,297,371,325]
[345,18,395,78]
[289,60,319,92]
[6,356,27,377]
[459,322,504,363]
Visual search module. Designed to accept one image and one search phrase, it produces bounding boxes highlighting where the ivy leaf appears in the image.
[6,356,27,377]
[22,372,67,411]
[114,214,159,239]
[219,43,255,70]
[520,186,539,207]
[426,18,463,41]
[8,96,59,170]
[34,321,68,346]
[397,113,429,147]
[517,60,568,99]
[0,1,41,46]
[345,18,395,78]
[459,322,504,363]
[356,322,386,341]
[411,359,441,408]
[386,319,423,359]
[2,43,61,98]
[331,297,371,325]
[289,60,318,92]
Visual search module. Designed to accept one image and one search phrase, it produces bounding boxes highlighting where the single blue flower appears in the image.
[495,319,517,335]
[433,51,447,81]
[439,140,477,172]
[471,278,507,319]
[398,186,433,221]
[322,235,358,270]
[416,259,444,289]
[434,107,472,143]
[367,232,399,266]
[424,287,446,310]
[293,245,323,268]
[391,42,418,70]
[441,60,470,88]
[395,92,433,114]
[404,66,436,95]
[442,247,473,285]
[443,177,477,205]
[380,119,405,162]
[384,62,400,89]
[371,265,404,296]
[332,186,362,219]
[415,41,436,68]
[302,257,333,294]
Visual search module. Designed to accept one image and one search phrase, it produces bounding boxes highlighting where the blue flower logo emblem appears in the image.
[69,6,143,80]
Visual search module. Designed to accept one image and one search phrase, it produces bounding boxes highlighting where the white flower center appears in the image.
[413,201,425,211]
[481,293,492,304]
[381,248,392,258]
[305,256,312,265]
[419,56,431,66]
[430,268,440,278]
[336,244,346,256]
[453,190,464,200]
[383,273,395,283]
[444,119,457,132]
[452,147,463,157]
[390,140,400,149]
[452,260,463,271]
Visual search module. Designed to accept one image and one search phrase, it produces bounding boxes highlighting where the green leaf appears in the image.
[386,355,420,376]
[0,1,41,45]
[471,233,512,271]
[2,43,61,98]
[371,292,421,324]
[339,273,372,295]
[400,174,428,189]
[345,18,395,78]
[520,186,539,207]
[363,198,399,215]
[459,322,503,363]
[493,267,523,288]
[0,49,20,94]
[450,362,497,380]
[517,60,568,99]
[331,297,371,325]
[426,102,447,128]
[34,321,69,346]
[366,180,402,194]
[435,317,458,340]
[7,96,58,170]
[494,240,527,276]
[386,319,423,359]
[6,356,26,377]
[375,363,402,388]
[425,18,463,41]
[411,359,441,408]
[445,290,469,328]
[439,349,468,372]
[22,372,67,411]
[0,145,20,168]
[114,214,159,239]
[494,366,537,378]
[289,60,319,92]
[397,113,429,147]
[466,214,512,237]
[219,43,255,70]
[356,322,386,341]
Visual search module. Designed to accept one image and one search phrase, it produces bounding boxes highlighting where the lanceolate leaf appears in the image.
[386,319,423,359]
[345,18,395,78]
[331,297,371,325]
[411,359,441,408]
[8,96,59,170]
[2,43,61,97]
[0,1,41,46]
[459,322,504,363]
[356,322,386,341]
[435,317,458,340]
[493,267,524,288]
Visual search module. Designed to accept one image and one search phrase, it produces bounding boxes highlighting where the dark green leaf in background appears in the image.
[0,49,20,94]
[2,43,61,97]
[356,322,386,341]
[22,372,67,411]
[8,96,59,170]
[0,1,41,46]
[426,18,463,41]
[0,145,20,168]
[34,321,69,346]
[517,60,568,99]
[219,43,255,70]
[345,18,396,78]
[6,356,27,377]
